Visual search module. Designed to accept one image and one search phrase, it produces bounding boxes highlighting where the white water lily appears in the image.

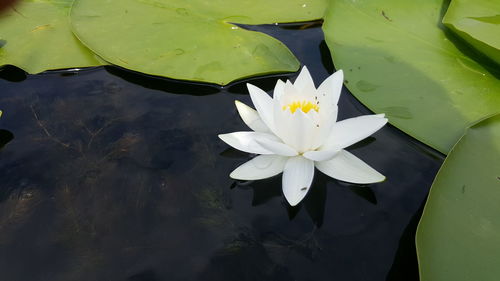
[219,66,387,206]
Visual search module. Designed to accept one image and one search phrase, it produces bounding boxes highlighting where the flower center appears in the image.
[282,100,319,114]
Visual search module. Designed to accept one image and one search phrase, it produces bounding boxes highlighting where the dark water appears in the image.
[0,23,443,281]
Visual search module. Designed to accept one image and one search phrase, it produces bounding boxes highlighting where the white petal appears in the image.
[322,114,388,150]
[282,156,315,206]
[247,83,275,131]
[293,66,316,97]
[317,69,343,107]
[230,155,287,180]
[255,138,298,157]
[303,149,339,162]
[234,100,270,133]
[315,150,385,184]
[272,99,294,146]
[218,132,278,154]
[312,104,337,149]
[280,80,300,105]
[288,110,317,152]
[273,79,285,100]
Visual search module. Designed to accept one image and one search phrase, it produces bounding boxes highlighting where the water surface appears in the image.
[0,23,443,281]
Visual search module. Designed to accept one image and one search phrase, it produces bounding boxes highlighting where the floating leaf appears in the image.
[443,0,500,65]
[70,0,327,85]
[416,114,500,281]
[0,0,101,73]
[323,0,500,153]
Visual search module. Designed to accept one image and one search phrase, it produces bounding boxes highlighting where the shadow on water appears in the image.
[0,129,13,150]
[106,65,306,96]
[0,65,27,82]
[230,163,380,228]
[232,172,328,227]
[386,200,426,281]
[0,129,14,202]
[349,185,377,205]
[105,66,220,96]
[319,40,336,74]
[226,73,295,95]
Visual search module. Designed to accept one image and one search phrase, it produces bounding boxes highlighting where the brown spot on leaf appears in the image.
[382,10,392,21]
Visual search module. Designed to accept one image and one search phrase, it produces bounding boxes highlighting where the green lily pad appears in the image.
[443,0,500,65]
[0,0,101,73]
[416,114,500,281]
[323,0,500,153]
[70,0,327,85]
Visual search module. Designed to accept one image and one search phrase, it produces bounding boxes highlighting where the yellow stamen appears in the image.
[282,100,319,113]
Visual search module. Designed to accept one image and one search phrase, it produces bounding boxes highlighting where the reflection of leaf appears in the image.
[443,0,500,65]
[199,234,293,281]
[70,0,327,85]
[0,0,101,73]
[195,187,237,232]
[323,0,500,153]
[416,114,500,281]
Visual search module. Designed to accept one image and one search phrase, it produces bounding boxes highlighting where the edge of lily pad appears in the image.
[415,111,500,278]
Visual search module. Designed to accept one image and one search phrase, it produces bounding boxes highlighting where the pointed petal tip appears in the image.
[246,82,260,90]
[377,114,389,124]
[338,174,385,185]
[332,69,343,80]
[360,174,386,184]
[294,65,315,90]
[376,175,386,183]
[284,188,306,206]
[282,156,314,207]
[284,186,310,206]
[229,155,287,180]
[234,100,248,110]
[315,150,386,184]
[229,171,261,181]
[229,170,253,180]
[246,83,258,93]
[229,171,241,180]
[234,100,247,111]
[286,198,300,207]
[275,79,285,88]
[218,133,231,143]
